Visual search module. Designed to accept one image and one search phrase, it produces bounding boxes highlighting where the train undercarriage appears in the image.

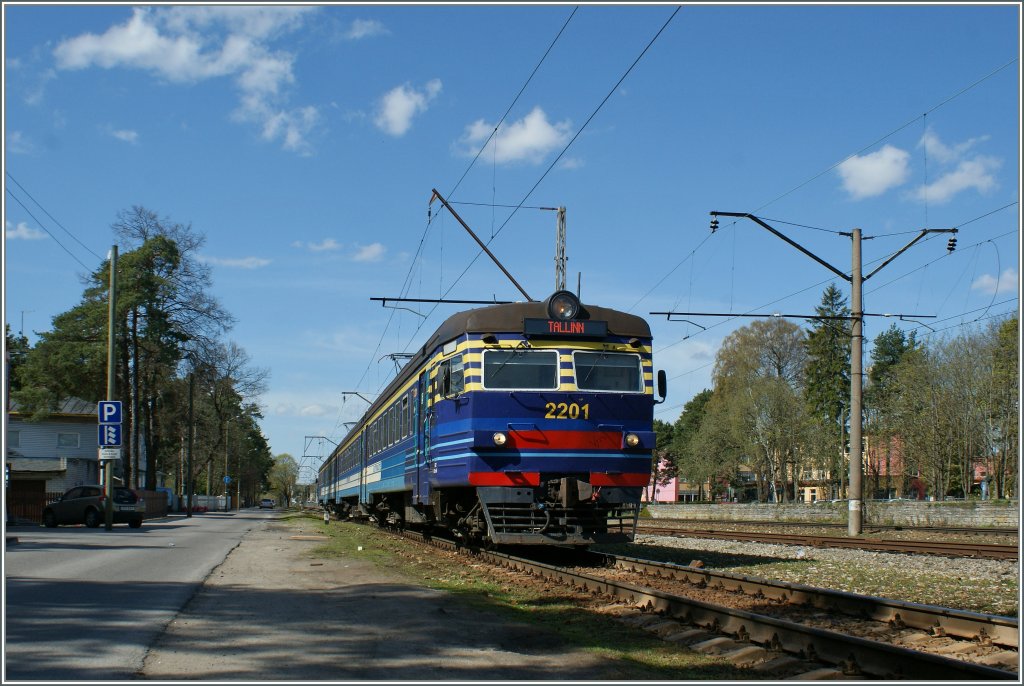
[325,475,641,546]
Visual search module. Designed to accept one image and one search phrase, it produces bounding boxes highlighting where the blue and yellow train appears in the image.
[317,290,666,546]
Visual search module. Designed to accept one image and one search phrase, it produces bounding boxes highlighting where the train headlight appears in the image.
[547,290,580,321]
[493,432,508,446]
[625,433,640,448]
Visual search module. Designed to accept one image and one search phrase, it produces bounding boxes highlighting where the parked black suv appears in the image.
[42,486,145,528]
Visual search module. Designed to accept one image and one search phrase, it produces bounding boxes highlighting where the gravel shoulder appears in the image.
[141,517,652,681]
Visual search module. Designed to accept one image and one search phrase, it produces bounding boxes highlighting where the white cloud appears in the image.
[910,131,1001,204]
[345,19,388,40]
[912,158,1000,204]
[458,106,572,165]
[199,255,271,269]
[971,268,1018,296]
[294,238,342,252]
[6,220,47,240]
[268,400,339,418]
[374,79,442,137]
[52,6,318,153]
[836,144,910,199]
[352,242,386,262]
[919,129,989,165]
[109,128,139,144]
[5,131,35,155]
[298,404,332,417]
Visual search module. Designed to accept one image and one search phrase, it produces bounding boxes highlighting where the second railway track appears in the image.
[637,525,1019,560]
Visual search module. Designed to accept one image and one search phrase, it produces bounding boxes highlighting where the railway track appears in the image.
[588,550,1019,648]
[637,526,1019,560]
[384,525,1017,680]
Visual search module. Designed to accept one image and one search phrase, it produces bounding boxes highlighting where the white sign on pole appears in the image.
[99,447,121,462]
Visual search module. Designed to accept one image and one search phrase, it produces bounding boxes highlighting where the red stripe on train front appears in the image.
[468,471,542,486]
[589,473,650,487]
[503,430,622,450]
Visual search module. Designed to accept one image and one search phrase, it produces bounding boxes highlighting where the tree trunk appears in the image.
[119,314,133,487]
[131,308,141,489]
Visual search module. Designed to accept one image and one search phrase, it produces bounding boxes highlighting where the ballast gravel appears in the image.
[626,533,1019,617]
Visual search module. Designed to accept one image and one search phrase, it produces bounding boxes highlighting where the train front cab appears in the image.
[428,290,667,546]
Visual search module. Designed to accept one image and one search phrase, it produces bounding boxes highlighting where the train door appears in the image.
[415,370,431,503]
[359,430,368,511]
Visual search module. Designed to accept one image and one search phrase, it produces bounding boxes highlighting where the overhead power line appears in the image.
[6,172,103,261]
[5,188,94,271]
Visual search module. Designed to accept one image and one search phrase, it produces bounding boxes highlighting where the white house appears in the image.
[6,398,147,520]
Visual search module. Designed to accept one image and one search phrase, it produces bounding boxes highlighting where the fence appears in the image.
[646,501,1019,528]
[7,489,169,523]
[6,491,64,523]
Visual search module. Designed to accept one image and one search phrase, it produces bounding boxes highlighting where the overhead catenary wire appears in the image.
[333,7,581,430]
[655,203,1017,357]
[396,6,681,355]
[655,213,1018,392]
[631,58,1018,314]
[655,300,1018,421]
[394,4,578,306]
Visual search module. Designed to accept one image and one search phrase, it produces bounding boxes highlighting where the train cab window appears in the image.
[573,351,643,392]
[483,349,558,390]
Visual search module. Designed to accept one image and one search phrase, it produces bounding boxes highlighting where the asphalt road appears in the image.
[4,510,263,680]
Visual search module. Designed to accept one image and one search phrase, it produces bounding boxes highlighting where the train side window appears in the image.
[450,354,464,394]
[438,354,465,397]
[402,395,410,437]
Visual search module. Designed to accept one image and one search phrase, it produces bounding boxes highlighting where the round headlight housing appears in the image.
[493,432,508,447]
[625,433,640,448]
[547,290,580,321]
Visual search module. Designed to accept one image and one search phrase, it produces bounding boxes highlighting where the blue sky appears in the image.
[4,4,1020,481]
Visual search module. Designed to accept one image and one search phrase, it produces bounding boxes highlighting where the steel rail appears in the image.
[596,551,1019,648]
[638,527,1019,559]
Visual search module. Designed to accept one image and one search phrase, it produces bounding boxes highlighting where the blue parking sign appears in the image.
[98,401,122,424]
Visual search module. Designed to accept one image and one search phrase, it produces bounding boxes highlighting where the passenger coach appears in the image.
[318,290,666,546]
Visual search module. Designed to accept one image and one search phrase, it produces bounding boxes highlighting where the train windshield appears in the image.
[483,350,558,390]
[574,352,643,392]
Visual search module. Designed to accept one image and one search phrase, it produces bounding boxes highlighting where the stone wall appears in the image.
[645,501,1019,528]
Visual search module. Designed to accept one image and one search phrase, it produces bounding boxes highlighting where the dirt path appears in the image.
[140,518,628,681]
